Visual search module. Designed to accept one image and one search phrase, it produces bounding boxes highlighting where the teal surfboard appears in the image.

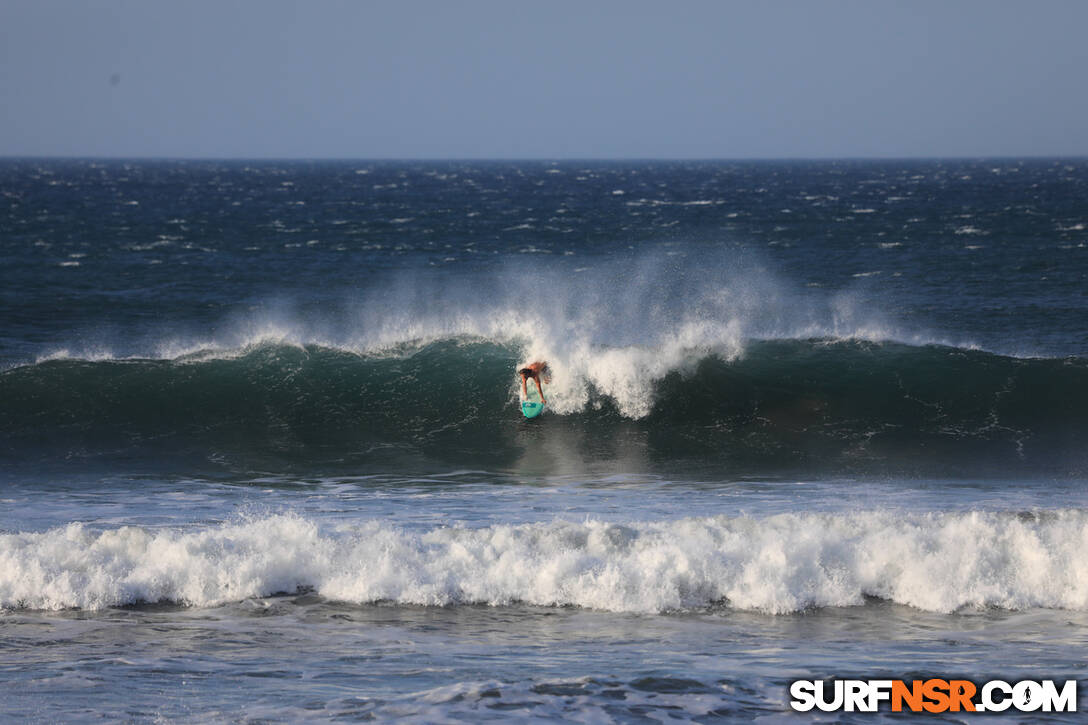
[521,399,544,418]
[520,380,546,419]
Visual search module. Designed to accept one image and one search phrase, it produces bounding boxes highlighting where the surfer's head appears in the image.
[519,361,550,382]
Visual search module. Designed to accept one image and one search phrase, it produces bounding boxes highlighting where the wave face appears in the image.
[4,511,1088,614]
[2,337,1086,475]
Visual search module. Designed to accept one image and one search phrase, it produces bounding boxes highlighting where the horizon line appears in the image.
[2,154,1087,164]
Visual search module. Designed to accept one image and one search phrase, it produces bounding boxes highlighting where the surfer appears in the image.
[519,361,550,404]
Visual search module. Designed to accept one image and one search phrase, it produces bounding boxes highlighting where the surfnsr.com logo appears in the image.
[789,679,1078,713]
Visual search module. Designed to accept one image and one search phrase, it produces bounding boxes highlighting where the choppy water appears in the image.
[2,159,1087,721]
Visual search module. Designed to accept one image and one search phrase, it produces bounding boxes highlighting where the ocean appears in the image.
[1,159,1086,721]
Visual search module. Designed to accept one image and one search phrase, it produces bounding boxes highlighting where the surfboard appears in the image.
[520,379,546,419]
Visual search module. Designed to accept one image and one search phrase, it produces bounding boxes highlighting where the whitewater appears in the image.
[6,510,1088,613]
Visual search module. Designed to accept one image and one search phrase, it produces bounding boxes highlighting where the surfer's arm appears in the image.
[534,377,546,403]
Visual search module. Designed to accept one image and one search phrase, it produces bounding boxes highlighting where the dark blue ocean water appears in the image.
[2,160,1087,721]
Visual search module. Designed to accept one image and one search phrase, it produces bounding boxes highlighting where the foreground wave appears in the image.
[2,336,1086,475]
[4,510,1087,614]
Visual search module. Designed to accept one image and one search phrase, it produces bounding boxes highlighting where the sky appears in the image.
[1,0,1087,159]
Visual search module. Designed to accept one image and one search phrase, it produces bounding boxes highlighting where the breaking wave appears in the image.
[1,336,1086,474]
[4,510,1088,614]
[3,252,1086,474]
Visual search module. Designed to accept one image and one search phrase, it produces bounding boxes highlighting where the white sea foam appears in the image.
[955,225,988,236]
[3,511,1087,614]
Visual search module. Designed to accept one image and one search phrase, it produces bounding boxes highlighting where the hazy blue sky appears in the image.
[2,1,1086,158]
